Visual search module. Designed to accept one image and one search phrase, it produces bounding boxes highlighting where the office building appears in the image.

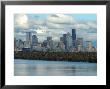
[47,37,52,41]
[32,35,38,46]
[60,37,64,42]
[86,41,93,52]
[77,38,83,46]
[66,32,73,51]
[77,38,84,52]
[57,41,65,51]
[72,29,76,47]
[26,32,32,48]
[63,34,67,50]
[47,36,53,50]
[63,32,73,51]
[43,40,48,47]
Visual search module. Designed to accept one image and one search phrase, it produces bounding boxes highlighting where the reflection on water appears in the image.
[14,59,97,76]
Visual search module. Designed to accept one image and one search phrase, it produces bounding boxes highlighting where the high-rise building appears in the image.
[47,37,52,41]
[14,38,17,51]
[32,35,38,46]
[77,45,83,52]
[63,32,73,51]
[85,41,97,52]
[76,38,84,52]
[47,36,53,50]
[63,34,67,50]
[72,29,76,47]
[60,37,64,42]
[43,40,48,47]
[86,41,93,52]
[57,41,65,51]
[26,32,32,48]
[77,38,83,46]
[66,32,73,51]
[17,39,24,51]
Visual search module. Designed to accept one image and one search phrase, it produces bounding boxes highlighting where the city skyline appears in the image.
[14,14,97,47]
[14,28,97,52]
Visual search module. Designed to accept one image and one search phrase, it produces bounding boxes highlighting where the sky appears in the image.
[14,14,97,47]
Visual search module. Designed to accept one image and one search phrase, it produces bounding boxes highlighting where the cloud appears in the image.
[29,18,46,28]
[14,14,29,29]
[14,14,45,30]
[86,21,97,29]
[77,31,97,41]
[46,14,77,30]
[74,23,90,30]
[46,22,65,29]
[74,21,96,29]
[14,14,97,42]
[47,14,75,26]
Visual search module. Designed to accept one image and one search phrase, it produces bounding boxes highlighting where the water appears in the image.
[14,59,97,76]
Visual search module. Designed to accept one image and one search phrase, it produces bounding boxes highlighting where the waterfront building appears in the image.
[47,37,52,41]
[32,35,38,46]
[43,40,48,47]
[86,41,94,52]
[91,47,97,52]
[77,38,83,46]
[26,32,32,48]
[22,48,32,52]
[77,38,84,52]
[15,39,24,51]
[63,34,67,50]
[57,41,65,51]
[47,36,53,50]
[66,32,73,51]
[77,45,83,52]
[60,37,64,42]
[32,43,43,51]
[23,41,27,48]
[63,32,73,51]
[72,29,76,47]
[14,38,17,51]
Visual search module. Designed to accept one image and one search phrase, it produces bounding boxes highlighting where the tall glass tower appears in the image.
[26,32,32,47]
[32,35,38,46]
[72,29,76,47]
[63,34,67,50]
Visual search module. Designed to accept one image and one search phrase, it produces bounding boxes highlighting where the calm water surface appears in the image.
[14,59,97,76]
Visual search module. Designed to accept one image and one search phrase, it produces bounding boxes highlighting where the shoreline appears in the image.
[14,58,97,63]
[14,51,97,63]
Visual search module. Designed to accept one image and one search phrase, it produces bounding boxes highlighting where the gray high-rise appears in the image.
[72,29,76,47]
[32,35,38,46]
[26,32,32,47]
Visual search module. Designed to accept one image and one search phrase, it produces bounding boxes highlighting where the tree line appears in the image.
[14,51,97,63]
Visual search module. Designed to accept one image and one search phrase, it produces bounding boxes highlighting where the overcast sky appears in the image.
[14,13,97,47]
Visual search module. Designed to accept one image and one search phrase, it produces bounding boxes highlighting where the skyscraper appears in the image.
[77,38,83,46]
[77,38,83,52]
[86,41,93,52]
[63,32,73,51]
[32,35,38,46]
[47,36,53,50]
[60,37,64,42]
[18,39,24,51]
[14,38,17,51]
[26,32,32,47]
[47,37,52,41]
[72,29,76,47]
[66,32,73,51]
[43,40,48,47]
[63,34,67,50]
